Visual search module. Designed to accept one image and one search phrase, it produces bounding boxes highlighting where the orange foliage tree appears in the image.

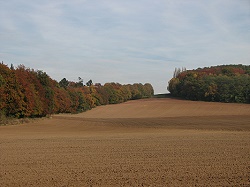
[0,62,154,118]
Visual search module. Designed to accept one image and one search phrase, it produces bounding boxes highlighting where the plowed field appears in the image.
[1,98,250,186]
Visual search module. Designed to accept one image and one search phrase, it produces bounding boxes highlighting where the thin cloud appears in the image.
[0,0,249,93]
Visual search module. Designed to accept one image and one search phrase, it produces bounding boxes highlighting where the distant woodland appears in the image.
[0,63,154,118]
[168,65,250,103]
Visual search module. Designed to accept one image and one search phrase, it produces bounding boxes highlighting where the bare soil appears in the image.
[0,98,250,186]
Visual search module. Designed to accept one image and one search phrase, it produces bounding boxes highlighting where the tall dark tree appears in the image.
[59,78,69,88]
[86,79,93,87]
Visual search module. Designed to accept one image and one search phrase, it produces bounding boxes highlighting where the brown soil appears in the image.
[0,98,250,186]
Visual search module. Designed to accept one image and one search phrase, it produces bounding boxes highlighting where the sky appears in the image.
[0,0,249,94]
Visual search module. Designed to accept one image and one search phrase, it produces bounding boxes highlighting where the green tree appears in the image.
[59,78,69,88]
[86,79,93,87]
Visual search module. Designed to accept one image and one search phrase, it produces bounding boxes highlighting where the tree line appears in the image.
[0,62,154,118]
[168,65,250,103]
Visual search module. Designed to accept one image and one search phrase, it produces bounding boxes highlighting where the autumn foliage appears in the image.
[0,63,154,118]
[168,65,250,103]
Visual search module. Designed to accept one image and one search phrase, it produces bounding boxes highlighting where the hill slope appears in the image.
[0,98,250,186]
[65,98,250,118]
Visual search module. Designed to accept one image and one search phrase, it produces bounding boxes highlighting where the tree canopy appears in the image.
[168,65,250,103]
[0,62,154,118]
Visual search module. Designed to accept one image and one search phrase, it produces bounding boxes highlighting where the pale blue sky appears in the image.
[1,0,249,93]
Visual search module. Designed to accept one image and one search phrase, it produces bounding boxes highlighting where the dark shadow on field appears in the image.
[153,93,172,98]
[153,93,186,100]
[53,115,250,131]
